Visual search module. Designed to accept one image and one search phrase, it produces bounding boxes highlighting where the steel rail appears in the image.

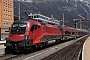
[60,40,84,60]
[0,54,18,60]
[42,41,78,60]
[42,36,88,60]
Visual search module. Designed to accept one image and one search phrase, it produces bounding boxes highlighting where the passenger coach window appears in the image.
[72,32,74,35]
[30,25,40,31]
[65,31,71,34]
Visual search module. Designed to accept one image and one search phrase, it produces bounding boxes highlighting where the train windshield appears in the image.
[11,23,27,34]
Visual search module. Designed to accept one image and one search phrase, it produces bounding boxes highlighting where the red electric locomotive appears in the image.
[5,13,88,52]
[5,13,63,51]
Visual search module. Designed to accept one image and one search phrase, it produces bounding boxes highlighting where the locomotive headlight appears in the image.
[24,35,28,40]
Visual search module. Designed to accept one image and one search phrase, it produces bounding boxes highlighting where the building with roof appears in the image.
[0,0,14,34]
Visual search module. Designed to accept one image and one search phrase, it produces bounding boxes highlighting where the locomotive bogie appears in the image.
[5,40,33,49]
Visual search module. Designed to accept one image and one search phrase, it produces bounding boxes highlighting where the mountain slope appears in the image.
[14,0,90,29]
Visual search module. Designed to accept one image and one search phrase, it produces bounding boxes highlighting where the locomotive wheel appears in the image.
[44,42,48,46]
[39,43,43,48]
[42,42,47,47]
[40,43,43,48]
[55,40,60,44]
[5,47,12,54]
[55,40,58,44]
[58,40,61,43]
[46,42,48,45]
[34,44,42,49]
[35,44,38,49]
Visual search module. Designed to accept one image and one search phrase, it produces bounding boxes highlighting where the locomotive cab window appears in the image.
[30,25,40,31]
[11,23,27,34]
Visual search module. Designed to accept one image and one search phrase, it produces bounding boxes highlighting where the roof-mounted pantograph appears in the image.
[28,13,60,25]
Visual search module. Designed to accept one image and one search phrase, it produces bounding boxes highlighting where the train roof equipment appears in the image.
[28,13,60,26]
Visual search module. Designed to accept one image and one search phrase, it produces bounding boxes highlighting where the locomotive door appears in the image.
[30,25,41,41]
[30,23,48,42]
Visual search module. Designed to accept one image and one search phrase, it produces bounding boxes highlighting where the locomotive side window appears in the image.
[30,25,40,31]
[28,16,33,19]
[11,23,27,34]
[65,31,71,34]
[72,32,74,35]
[34,16,36,18]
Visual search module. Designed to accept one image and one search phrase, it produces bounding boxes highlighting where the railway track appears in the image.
[0,52,30,60]
[0,35,88,60]
[42,36,88,60]
[0,54,18,60]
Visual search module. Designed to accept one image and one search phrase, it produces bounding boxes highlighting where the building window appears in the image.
[3,5,5,7]
[6,10,7,12]
[4,18,6,20]
[6,6,7,8]
[4,9,5,12]
[4,14,5,16]
[4,23,6,25]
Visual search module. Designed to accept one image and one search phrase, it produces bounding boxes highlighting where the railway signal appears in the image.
[73,18,90,30]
